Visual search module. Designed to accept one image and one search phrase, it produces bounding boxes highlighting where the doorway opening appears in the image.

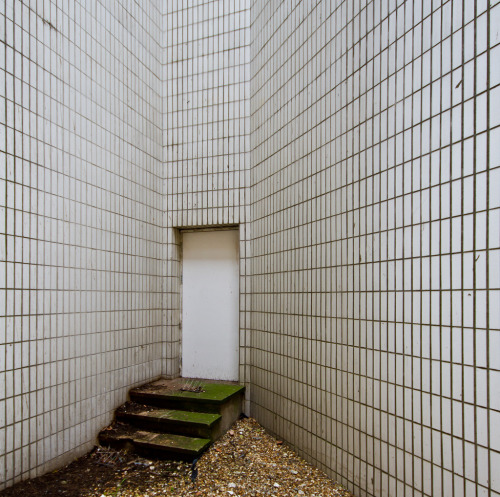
[181,228,240,381]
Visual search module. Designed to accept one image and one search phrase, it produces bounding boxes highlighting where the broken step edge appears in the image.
[100,428,211,457]
[117,405,221,427]
[116,405,221,439]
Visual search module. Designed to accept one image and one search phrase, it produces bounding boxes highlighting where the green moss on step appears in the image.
[134,431,210,453]
[168,383,245,403]
[135,409,220,426]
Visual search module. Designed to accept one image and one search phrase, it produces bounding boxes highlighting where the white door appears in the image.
[181,229,239,381]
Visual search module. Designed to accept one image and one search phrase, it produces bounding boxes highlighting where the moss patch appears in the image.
[168,383,244,403]
[140,409,221,426]
[135,432,210,453]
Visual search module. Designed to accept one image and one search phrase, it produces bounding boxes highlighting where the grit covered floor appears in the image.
[1,418,353,497]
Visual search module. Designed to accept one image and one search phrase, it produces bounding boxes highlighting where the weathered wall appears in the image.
[250,1,500,495]
[0,0,164,486]
[2,1,499,495]
[161,0,252,396]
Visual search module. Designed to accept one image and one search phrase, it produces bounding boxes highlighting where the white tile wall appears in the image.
[161,0,252,392]
[250,1,500,496]
[1,0,499,495]
[0,0,164,488]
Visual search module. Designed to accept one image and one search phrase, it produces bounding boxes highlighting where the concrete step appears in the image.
[99,423,210,459]
[116,402,221,440]
[129,380,245,437]
[130,381,245,413]
[98,378,245,460]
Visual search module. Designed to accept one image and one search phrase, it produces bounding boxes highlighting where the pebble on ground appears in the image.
[97,417,353,497]
[188,417,352,497]
[0,417,354,497]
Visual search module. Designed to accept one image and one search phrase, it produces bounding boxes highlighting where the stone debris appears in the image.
[168,417,352,497]
[0,418,353,497]
[92,446,126,467]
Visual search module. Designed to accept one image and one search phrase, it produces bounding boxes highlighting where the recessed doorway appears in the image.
[181,229,240,381]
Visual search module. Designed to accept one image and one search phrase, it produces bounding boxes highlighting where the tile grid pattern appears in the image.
[0,0,164,487]
[1,0,499,495]
[250,1,500,496]
[162,0,252,398]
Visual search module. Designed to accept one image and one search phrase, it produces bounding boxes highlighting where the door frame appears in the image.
[179,225,240,381]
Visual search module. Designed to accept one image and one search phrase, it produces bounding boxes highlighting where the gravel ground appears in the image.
[1,418,353,497]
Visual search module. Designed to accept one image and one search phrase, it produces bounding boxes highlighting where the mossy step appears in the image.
[116,403,221,439]
[130,382,245,412]
[99,424,210,458]
[134,432,210,456]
